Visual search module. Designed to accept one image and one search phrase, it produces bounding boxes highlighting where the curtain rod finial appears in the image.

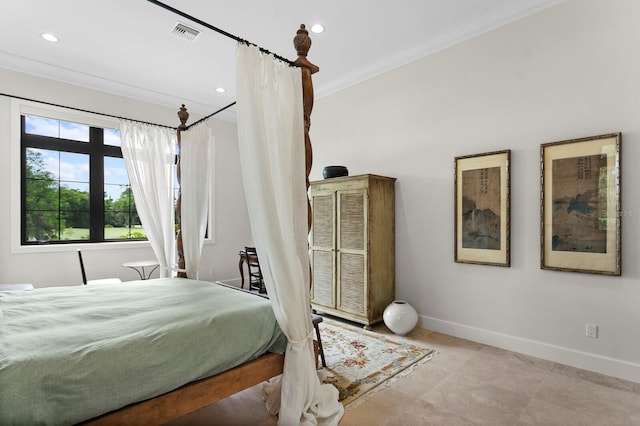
[294,24,311,58]
[294,25,319,74]
[177,104,189,130]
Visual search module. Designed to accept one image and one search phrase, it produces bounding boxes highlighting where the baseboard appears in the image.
[419,315,640,384]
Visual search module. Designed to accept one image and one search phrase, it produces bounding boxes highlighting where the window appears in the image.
[11,99,214,253]
[21,114,145,244]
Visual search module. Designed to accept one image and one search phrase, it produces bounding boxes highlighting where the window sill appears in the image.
[12,238,215,254]
[11,239,152,254]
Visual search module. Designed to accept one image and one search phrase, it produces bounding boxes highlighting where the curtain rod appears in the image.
[1,92,177,129]
[1,92,235,131]
[146,0,296,67]
[185,101,236,130]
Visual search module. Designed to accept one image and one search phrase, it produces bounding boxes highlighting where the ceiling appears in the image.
[0,0,562,121]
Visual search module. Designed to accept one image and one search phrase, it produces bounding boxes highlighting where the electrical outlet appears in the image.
[586,323,598,338]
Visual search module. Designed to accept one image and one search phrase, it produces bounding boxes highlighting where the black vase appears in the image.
[322,166,349,179]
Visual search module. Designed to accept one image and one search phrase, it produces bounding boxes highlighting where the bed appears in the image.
[0,13,336,425]
[0,279,286,425]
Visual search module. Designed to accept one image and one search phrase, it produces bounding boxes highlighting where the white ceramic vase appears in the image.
[383,300,418,335]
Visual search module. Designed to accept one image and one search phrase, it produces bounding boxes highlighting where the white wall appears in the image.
[0,69,252,287]
[311,0,640,382]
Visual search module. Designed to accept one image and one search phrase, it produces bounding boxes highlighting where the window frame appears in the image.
[10,99,216,254]
[21,115,131,244]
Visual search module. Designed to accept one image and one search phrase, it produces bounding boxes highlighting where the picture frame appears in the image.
[540,133,621,275]
[455,150,511,267]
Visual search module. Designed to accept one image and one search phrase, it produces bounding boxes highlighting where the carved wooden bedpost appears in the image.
[293,24,319,232]
[175,104,189,278]
[293,25,319,292]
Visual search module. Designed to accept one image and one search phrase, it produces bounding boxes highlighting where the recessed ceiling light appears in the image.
[41,33,58,42]
[216,87,226,93]
[310,24,324,34]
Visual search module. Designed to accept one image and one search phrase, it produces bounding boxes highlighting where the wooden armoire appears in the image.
[309,174,396,328]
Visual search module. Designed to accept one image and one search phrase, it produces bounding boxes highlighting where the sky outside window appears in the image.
[25,115,89,141]
[25,116,129,199]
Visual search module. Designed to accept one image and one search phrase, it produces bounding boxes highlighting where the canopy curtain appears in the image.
[119,120,176,277]
[179,121,214,279]
[235,44,343,426]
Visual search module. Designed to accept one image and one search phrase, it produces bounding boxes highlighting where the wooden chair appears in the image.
[312,314,327,369]
[78,250,122,285]
[244,246,266,294]
[240,246,323,365]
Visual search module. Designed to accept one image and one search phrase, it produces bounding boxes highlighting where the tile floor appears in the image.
[167,319,640,426]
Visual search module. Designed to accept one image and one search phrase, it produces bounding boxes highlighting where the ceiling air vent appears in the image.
[171,23,200,42]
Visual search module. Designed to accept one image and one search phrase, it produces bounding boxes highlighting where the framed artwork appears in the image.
[540,133,621,275]
[455,150,511,266]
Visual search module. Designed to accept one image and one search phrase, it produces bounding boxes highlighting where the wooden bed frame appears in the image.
[84,353,284,425]
[83,25,318,425]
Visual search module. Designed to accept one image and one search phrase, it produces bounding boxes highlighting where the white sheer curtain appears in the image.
[119,120,176,277]
[180,122,213,279]
[236,44,343,426]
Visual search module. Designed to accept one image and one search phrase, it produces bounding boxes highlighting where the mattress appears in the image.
[0,278,286,425]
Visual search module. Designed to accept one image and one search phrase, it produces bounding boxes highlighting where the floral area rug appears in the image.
[317,318,435,407]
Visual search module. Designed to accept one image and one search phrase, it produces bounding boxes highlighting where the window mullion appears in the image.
[89,127,105,241]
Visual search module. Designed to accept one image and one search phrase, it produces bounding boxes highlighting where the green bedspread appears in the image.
[0,278,286,425]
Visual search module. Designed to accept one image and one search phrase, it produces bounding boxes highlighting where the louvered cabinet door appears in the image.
[336,190,367,316]
[310,191,336,308]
